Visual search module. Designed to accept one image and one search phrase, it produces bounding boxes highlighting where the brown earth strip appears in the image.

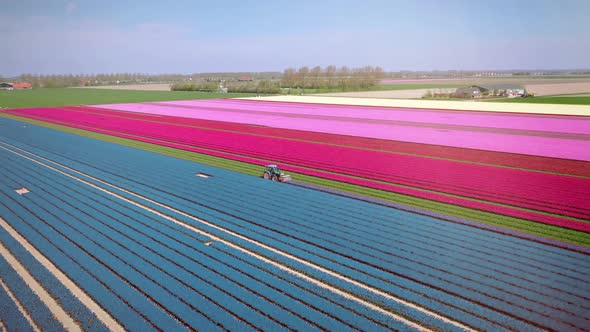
[525,83,590,96]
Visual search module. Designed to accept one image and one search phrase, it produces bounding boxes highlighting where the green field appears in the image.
[0,88,254,108]
[486,96,590,105]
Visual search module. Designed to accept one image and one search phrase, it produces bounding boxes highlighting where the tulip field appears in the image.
[0,97,589,331]
[4,100,590,237]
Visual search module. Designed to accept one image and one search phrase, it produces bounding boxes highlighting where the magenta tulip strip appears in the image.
[59,105,590,177]
[95,99,590,161]
[5,101,589,233]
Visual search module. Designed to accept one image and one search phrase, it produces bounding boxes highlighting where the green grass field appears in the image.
[0,88,254,108]
[486,96,590,105]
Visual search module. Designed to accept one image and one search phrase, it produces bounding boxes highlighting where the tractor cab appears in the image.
[262,164,292,182]
[266,164,280,175]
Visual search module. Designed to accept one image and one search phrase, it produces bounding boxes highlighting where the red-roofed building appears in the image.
[13,82,32,89]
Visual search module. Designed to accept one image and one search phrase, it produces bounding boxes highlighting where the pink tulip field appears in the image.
[5,99,589,234]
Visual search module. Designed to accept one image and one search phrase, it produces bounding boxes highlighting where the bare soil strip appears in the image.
[245,95,590,116]
[383,78,590,85]
[0,233,74,331]
[525,83,590,96]
[0,216,123,332]
[1,141,475,332]
[0,276,40,332]
[314,88,456,99]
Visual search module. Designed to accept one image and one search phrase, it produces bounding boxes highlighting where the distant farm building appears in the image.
[238,77,254,82]
[0,82,32,90]
[454,84,526,98]
[479,84,526,97]
[13,82,32,89]
[453,86,485,98]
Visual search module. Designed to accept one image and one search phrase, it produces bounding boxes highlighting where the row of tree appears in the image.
[10,65,386,92]
[14,73,189,88]
[281,65,385,90]
[10,72,286,89]
[171,65,386,94]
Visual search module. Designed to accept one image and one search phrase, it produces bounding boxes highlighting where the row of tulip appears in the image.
[6,106,589,232]
[59,105,590,177]
[113,99,590,135]
[94,100,590,161]
[4,116,588,330]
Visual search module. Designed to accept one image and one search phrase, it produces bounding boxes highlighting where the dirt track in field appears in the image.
[320,79,590,99]
[524,82,590,96]
[381,78,590,86]
[314,88,457,99]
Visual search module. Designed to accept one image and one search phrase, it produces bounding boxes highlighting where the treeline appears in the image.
[12,72,283,88]
[172,65,387,94]
[15,73,188,88]
[171,80,281,94]
[11,66,386,92]
[281,65,385,90]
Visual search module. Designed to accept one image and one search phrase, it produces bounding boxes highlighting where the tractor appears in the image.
[262,164,292,182]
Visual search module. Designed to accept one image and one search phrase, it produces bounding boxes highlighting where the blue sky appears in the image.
[1,0,589,75]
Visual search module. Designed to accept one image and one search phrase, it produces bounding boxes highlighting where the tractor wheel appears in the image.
[271,175,278,181]
[263,172,270,180]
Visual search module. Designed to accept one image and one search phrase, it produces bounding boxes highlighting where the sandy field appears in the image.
[381,78,590,86]
[314,88,457,99]
[78,83,172,91]
[560,94,590,97]
[380,78,463,83]
[243,95,590,116]
[524,82,590,96]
